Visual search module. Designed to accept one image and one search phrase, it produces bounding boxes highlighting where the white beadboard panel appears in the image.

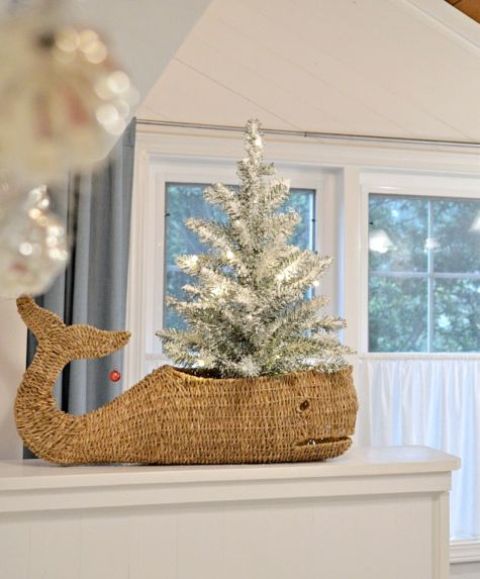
[0,515,29,579]
[219,501,313,579]
[142,60,295,130]
[310,495,433,578]
[128,510,177,579]
[0,495,443,579]
[205,0,466,140]
[173,27,405,135]
[0,448,459,579]
[139,0,480,141]
[238,0,480,138]
[176,507,226,579]
[79,513,131,579]
[28,513,81,579]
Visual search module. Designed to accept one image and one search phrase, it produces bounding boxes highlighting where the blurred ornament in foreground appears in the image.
[0,3,138,184]
[0,185,69,297]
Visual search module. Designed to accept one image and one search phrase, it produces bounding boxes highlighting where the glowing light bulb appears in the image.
[211,285,225,296]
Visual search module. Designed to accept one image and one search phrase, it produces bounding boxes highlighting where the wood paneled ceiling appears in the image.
[447,0,480,23]
[139,0,480,142]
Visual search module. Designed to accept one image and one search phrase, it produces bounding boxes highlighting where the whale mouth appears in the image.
[296,436,350,448]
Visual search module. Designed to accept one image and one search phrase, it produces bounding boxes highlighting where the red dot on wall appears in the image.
[109,370,122,383]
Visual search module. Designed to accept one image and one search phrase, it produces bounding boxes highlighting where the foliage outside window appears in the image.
[368,194,480,353]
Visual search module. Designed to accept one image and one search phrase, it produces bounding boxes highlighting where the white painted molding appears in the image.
[136,123,480,174]
[0,446,459,515]
[450,540,480,564]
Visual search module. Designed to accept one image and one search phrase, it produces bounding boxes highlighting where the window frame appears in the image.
[360,172,480,358]
[126,144,332,385]
[163,181,318,332]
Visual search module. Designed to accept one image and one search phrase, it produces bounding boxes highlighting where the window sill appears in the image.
[451,540,480,564]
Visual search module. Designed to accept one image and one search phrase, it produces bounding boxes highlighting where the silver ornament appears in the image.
[0,1,138,184]
[0,185,69,297]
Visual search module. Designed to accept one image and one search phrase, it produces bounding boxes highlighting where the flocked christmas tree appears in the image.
[158,120,351,378]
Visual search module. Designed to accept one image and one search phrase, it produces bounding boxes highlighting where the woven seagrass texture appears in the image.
[15,297,358,465]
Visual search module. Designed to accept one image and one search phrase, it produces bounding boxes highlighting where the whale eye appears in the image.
[299,400,310,412]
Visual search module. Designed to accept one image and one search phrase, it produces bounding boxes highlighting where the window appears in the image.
[164,182,316,330]
[128,130,480,552]
[364,189,480,542]
[368,194,480,353]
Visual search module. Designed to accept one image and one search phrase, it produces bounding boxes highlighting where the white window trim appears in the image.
[128,126,480,380]
[450,540,480,563]
[127,126,480,562]
[126,130,336,387]
[359,171,480,357]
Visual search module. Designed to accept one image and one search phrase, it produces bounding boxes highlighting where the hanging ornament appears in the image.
[0,0,137,184]
[0,184,69,297]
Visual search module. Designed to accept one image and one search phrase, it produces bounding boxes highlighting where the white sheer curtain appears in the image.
[359,356,480,540]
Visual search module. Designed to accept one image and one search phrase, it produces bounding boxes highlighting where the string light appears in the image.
[211,284,226,297]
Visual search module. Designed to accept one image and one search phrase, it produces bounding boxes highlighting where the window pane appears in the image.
[164,270,190,330]
[369,276,428,352]
[433,278,480,352]
[284,188,315,249]
[165,183,225,268]
[369,195,428,273]
[432,198,480,274]
[164,183,315,330]
[369,193,480,353]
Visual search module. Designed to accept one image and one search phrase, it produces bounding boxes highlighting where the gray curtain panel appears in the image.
[26,120,136,426]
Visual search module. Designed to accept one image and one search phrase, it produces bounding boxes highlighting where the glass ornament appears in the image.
[109,370,122,383]
[0,185,69,297]
[0,2,137,183]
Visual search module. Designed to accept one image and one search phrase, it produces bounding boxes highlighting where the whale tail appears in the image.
[17,296,131,360]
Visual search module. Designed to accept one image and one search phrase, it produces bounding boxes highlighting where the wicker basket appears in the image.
[15,297,358,465]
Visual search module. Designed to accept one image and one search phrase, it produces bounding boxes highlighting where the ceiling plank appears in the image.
[139,0,480,141]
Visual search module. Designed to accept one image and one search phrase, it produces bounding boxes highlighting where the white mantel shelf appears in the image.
[0,446,460,579]
[0,446,459,513]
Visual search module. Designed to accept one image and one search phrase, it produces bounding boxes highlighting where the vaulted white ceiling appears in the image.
[138,0,480,142]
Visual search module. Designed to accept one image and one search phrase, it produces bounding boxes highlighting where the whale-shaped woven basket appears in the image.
[15,297,358,465]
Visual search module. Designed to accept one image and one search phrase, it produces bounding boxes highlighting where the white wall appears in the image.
[0,299,25,459]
